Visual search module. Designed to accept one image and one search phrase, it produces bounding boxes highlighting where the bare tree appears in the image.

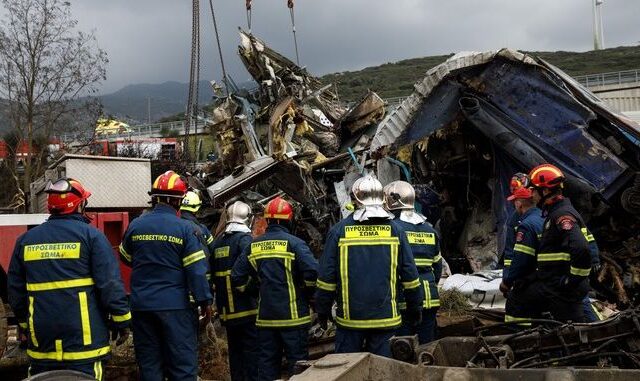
[0,0,107,211]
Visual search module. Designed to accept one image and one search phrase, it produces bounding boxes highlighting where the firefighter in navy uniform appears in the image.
[7,178,130,380]
[119,171,213,381]
[508,164,592,322]
[231,196,318,381]
[315,176,424,357]
[210,201,258,381]
[499,175,544,325]
[501,173,530,277]
[180,191,216,257]
[383,181,441,344]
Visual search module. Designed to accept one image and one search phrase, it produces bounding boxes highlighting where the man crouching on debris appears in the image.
[315,175,424,357]
[508,164,592,322]
[8,178,130,380]
[231,196,318,381]
[210,201,259,381]
[119,171,213,381]
[500,173,544,325]
[383,181,442,344]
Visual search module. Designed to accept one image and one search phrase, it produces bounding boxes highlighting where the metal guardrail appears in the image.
[574,69,640,88]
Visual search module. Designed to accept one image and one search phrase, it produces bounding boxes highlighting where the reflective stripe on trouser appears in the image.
[28,360,103,381]
[335,327,394,358]
[257,327,308,381]
[132,309,198,381]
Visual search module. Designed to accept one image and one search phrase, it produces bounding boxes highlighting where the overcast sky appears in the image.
[71,0,640,94]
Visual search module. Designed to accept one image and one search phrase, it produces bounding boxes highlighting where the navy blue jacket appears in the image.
[8,214,130,364]
[315,216,424,330]
[502,210,520,278]
[395,219,442,310]
[210,231,258,325]
[231,224,318,328]
[119,204,212,311]
[181,211,215,257]
[502,207,544,287]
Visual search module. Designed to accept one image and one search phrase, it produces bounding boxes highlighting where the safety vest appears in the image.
[210,231,258,325]
[7,214,130,363]
[119,204,212,311]
[231,224,318,328]
[315,215,424,330]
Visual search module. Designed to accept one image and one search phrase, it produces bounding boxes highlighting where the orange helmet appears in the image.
[45,178,91,214]
[509,173,530,193]
[150,170,188,197]
[529,164,565,189]
[263,196,293,221]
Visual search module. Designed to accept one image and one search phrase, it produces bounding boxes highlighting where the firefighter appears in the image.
[315,175,424,357]
[383,180,441,344]
[180,190,215,257]
[210,201,259,381]
[501,173,530,277]
[7,178,130,380]
[508,164,592,322]
[119,171,213,381]
[231,196,318,381]
[499,174,544,325]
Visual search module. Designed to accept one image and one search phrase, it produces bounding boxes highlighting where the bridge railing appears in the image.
[574,69,640,88]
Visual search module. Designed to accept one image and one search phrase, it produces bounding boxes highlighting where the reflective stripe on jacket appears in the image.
[502,207,543,287]
[395,219,442,310]
[231,224,318,328]
[315,215,424,330]
[537,198,591,288]
[120,204,212,311]
[210,231,258,325]
[7,214,130,363]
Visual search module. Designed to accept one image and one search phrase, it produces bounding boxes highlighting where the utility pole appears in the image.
[147,96,151,124]
[592,0,605,50]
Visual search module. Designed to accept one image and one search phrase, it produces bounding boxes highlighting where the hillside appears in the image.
[99,81,214,123]
[321,45,640,102]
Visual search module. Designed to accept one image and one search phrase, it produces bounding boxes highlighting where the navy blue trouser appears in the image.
[397,308,438,344]
[335,327,394,357]
[132,309,199,381]
[257,327,308,381]
[227,321,259,381]
[29,360,104,380]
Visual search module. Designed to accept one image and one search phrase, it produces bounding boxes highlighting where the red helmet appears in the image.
[509,173,530,193]
[529,164,565,189]
[151,171,188,197]
[46,178,91,214]
[263,196,293,221]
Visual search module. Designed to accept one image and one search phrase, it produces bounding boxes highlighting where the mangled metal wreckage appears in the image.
[199,32,640,370]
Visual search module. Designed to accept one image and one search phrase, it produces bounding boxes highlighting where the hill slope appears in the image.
[321,45,640,102]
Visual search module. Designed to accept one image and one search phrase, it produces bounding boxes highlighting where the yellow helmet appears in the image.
[180,191,202,212]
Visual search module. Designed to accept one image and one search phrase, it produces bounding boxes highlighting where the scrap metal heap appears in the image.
[201,30,386,240]
[390,307,640,369]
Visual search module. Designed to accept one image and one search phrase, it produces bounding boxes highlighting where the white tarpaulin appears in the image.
[442,270,506,309]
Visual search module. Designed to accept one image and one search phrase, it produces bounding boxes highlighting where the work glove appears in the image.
[404,308,423,328]
[199,302,213,330]
[317,313,330,330]
[591,263,602,276]
[17,324,28,349]
[111,327,130,346]
[499,281,511,298]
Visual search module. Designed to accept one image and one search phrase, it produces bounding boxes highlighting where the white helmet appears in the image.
[352,175,384,207]
[383,181,415,211]
[227,201,251,225]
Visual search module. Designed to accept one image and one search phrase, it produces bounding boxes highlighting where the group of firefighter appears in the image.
[5,162,600,381]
